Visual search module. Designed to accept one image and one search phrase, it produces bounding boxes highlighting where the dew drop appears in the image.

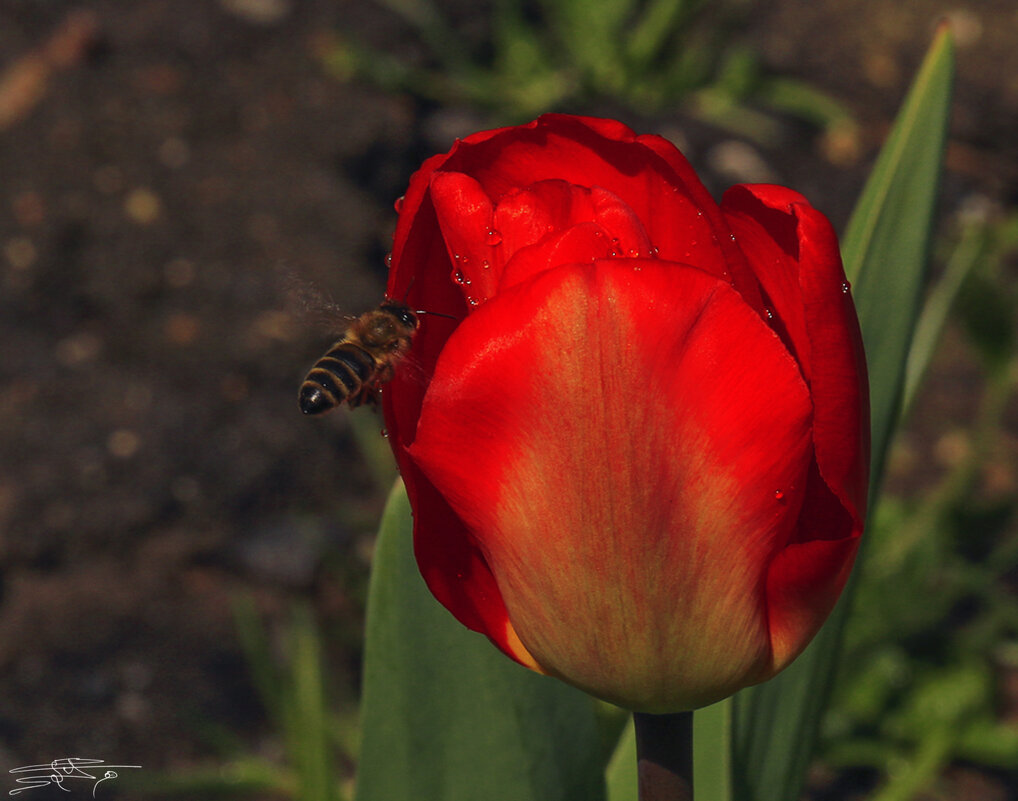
[394,195,405,213]
[451,268,466,285]
[774,489,785,501]
[729,233,737,242]
[380,429,389,438]
[384,252,392,268]
[841,280,852,294]
[764,307,774,320]
[481,259,490,269]
[628,248,640,258]
[650,246,659,257]
[485,228,503,246]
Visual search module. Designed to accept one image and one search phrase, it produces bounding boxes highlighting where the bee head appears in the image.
[380,302,419,330]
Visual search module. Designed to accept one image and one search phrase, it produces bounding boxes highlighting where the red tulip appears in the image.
[382,114,869,712]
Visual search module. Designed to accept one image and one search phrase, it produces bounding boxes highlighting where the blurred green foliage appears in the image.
[822,207,1018,800]
[143,599,356,800]
[320,0,855,142]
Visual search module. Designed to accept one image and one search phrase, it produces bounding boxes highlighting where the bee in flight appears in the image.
[299,301,420,414]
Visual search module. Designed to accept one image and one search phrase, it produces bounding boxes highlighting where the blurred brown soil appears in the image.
[0,0,1015,797]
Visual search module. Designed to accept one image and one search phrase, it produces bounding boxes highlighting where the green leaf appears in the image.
[730,25,954,801]
[355,481,605,801]
[693,698,733,801]
[842,24,955,481]
[604,720,637,801]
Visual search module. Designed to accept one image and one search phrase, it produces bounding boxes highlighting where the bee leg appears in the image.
[349,384,381,409]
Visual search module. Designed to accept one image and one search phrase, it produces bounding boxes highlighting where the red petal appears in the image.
[438,115,745,291]
[765,530,860,667]
[494,181,653,289]
[722,185,869,668]
[409,260,814,710]
[429,171,500,305]
[499,223,615,290]
[381,194,464,455]
[400,468,542,671]
[722,184,869,525]
[387,152,453,302]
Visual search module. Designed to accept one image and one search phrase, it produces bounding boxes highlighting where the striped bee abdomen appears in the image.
[299,302,420,416]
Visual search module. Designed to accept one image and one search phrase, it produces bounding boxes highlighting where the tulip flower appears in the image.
[381,114,868,713]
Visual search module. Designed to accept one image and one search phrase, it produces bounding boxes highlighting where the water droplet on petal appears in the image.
[380,429,389,438]
[729,233,737,242]
[775,489,785,501]
[764,307,774,320]
[394,195,405,213]
[841,280,852,294]
[628,248,640,258]
[485,228,502,245]
[384,252,392,268]
[451,268,466,285]
[481,259,490,269]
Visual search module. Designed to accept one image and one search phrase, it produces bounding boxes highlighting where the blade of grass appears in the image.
[285,603,340,801]
[902,216,990,413]
[355,480,605,801]
[731,25,954,801]
[232,594,284,725]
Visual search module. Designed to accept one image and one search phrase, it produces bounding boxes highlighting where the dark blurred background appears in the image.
[0,1,1016,799]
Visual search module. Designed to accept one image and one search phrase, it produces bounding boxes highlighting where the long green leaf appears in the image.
[356,481,605,801]
[604,720,637,801]
[693,698,733,801]
[731,26,954,801]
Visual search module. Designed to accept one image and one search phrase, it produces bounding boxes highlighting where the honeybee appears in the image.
[299,301,419,414]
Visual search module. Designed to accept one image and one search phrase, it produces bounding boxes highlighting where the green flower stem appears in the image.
[634,711,694,801]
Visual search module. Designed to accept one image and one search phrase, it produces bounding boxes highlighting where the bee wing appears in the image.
[279,266,363,337]
[386,349,430,393]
